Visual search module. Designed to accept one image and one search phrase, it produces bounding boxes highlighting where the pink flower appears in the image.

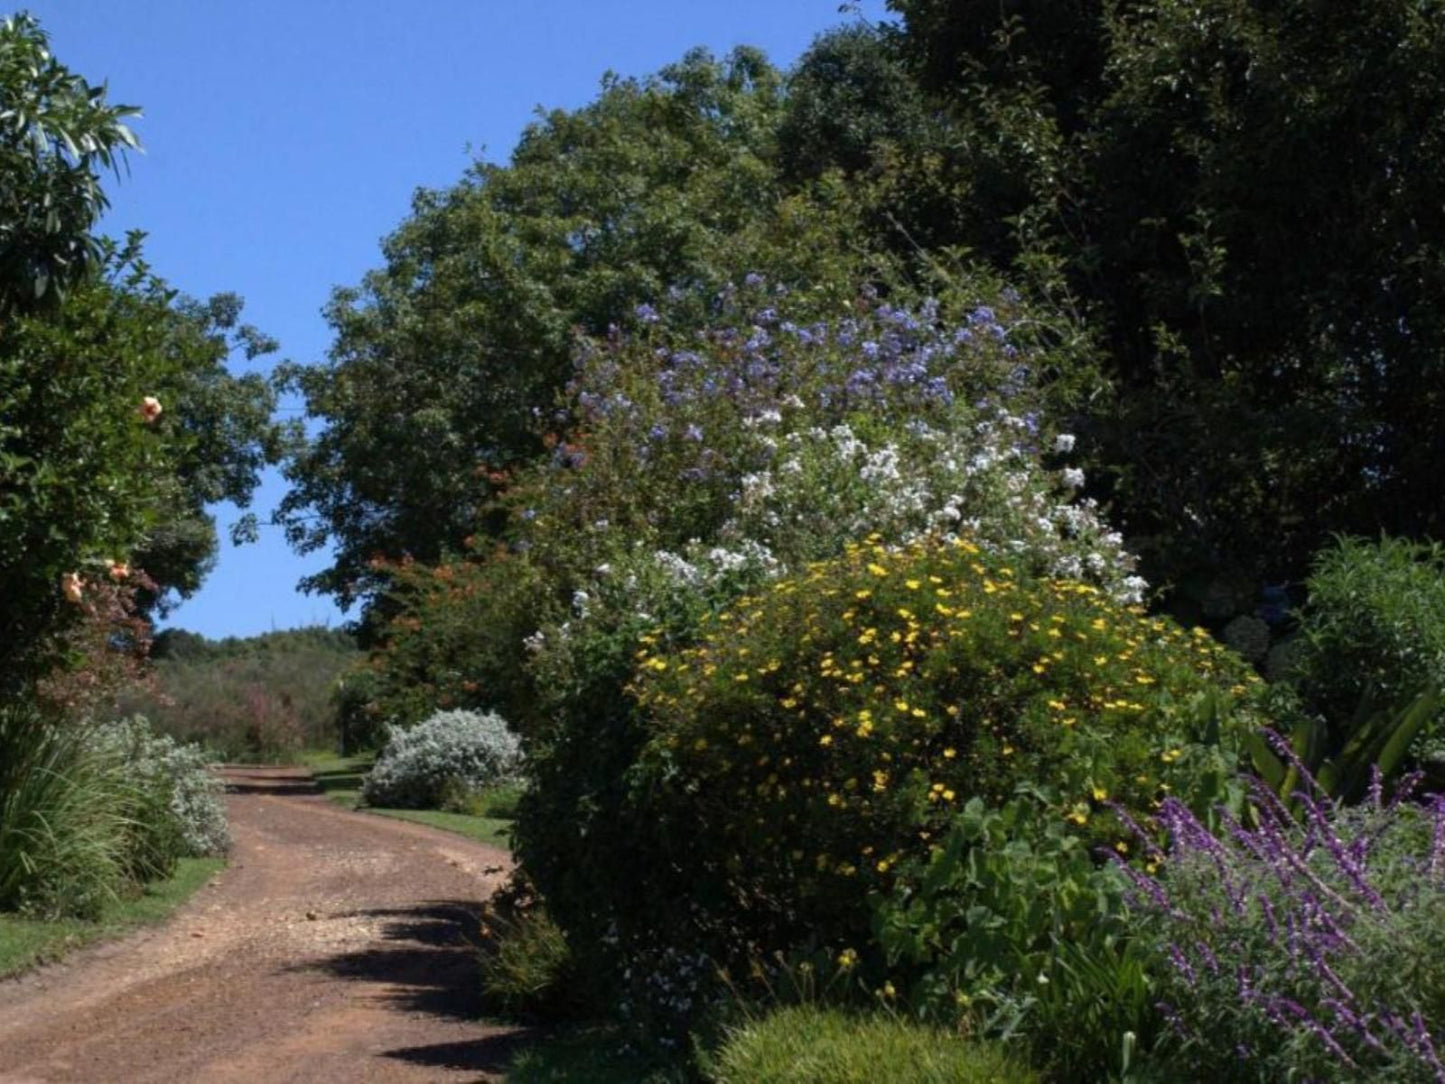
[139,396,163,424]
[106,560,130,582]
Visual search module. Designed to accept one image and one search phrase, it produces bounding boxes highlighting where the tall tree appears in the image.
[0,13,139,313]
[884,0,1445,614]
[278,47,877,606]
[0,16,284,691]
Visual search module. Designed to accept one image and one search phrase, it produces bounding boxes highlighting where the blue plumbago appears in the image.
[1120,745,1445,1082]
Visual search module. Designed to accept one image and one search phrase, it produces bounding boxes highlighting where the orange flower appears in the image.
[106,559,130,582]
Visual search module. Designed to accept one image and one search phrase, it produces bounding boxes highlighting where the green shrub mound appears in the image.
[1287,536,1445,755]
[708,1005,1037,1084]
[91,715,231,861]
[0,708,229,919]
[629,535,1259,962]
[362,708,522,809]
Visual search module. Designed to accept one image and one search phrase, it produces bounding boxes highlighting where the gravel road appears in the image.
[0,767,526,1083]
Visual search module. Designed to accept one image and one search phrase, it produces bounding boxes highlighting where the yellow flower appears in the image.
[943,747,957,759]
[1092,786,1108,802]
[838,948,858,970]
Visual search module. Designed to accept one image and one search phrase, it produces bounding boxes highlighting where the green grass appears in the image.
[297,750,512,849]
[505,1027,688,1083]
[706,1005,1039,1084]
[0,856,225,978]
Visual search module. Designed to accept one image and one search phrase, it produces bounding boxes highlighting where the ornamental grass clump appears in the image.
[1123,750,1445,1082]
[627,534,1260,967]
[90,715,231,862]
[362,708,522,809]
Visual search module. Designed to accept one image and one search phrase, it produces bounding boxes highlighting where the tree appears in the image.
[0,237,284,692]
[278,47,880,606]
[0,13,139,313]
[882,0,1445,619]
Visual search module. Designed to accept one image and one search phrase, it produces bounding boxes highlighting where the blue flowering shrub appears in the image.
[501,277,1149,1018]
[362,708,522,809]
[1124,758,1445,1082]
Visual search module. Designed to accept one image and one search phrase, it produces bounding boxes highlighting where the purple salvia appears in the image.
[1268,995,1356,1067]
[1410,1011,1445,1083]
[1295,788,1386,911]
[1430,795,1445,882]
[1320,998,1383,1052]
[1368,764,1384,811]
[1166,943,1197,985]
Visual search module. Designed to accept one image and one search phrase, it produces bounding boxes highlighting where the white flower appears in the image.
[523,630,547,654]
[1054,433,1076,454]
[1061,467,1086,489]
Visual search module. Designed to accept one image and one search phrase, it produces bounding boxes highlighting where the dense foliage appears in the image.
[277,47,878,605]
[880,0,1445,628]
[606,537,1253,1028]
[0,13,138,311]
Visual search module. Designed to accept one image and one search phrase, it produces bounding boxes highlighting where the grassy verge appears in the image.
[298,750,513,850]
[0,856,225,979]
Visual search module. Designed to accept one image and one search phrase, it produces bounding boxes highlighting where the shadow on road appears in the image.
[295,901,488,1021]
[381,1031,540,1077]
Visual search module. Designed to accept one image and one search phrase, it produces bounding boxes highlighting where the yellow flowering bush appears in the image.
[629,534,1262,955]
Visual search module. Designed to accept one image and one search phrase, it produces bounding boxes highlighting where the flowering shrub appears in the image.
[362,708,522,809]
[622,535,1258,985]
[1124,760,1445,1082]
[512,278,1133,606]
[90,715,231,862]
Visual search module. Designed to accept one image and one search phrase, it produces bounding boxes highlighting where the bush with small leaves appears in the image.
[616,534,1258,1026]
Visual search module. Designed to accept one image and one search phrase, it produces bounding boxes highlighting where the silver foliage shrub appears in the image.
[362,708,522,809]
[90,715,232,857]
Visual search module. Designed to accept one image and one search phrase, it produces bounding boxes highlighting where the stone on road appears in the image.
[0,767,525,1083]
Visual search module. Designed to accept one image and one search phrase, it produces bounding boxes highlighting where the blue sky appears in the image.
[22,0,891,639]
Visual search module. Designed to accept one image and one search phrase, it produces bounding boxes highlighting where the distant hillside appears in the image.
[117,626,360,762]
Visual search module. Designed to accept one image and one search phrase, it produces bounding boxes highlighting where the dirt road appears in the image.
[0,767,528,1083]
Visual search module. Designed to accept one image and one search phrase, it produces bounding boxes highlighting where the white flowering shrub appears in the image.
[362,708,522,809]
[90,715,231,858]
[503,278,1146,1018]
